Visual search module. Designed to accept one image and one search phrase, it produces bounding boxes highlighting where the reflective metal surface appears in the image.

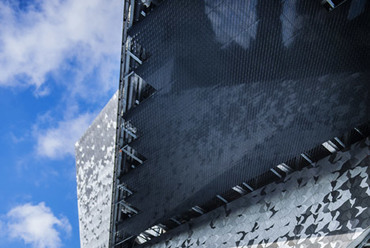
[115,0,370,241]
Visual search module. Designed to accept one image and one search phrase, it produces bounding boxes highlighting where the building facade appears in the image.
[76,0,370,247]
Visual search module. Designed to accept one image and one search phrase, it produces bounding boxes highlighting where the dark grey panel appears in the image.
[119,0,370,236]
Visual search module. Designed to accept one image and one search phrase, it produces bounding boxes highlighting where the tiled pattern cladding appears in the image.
[145,138,370,248]
[75,92,118,248]
[119,0,370,234]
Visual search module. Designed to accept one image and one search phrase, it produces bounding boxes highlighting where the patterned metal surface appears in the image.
[76,92,118,248]
[144,137,370,248]
[117,0,370,237]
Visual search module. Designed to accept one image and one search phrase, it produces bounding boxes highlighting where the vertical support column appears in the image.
[109,0,135,247]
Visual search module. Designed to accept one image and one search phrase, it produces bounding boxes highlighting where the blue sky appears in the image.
[0,0,123,247]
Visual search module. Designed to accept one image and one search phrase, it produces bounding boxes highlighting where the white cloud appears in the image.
[0,0,122,97]
[35,112,95,159]
[6,202,71,248]
[0,0,122,161]
[0,0,123,160]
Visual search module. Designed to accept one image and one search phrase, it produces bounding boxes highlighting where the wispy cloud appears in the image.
[35,113,95,159]
[5,202,71,248]
[0,0,123,160]
[0,0,122,97]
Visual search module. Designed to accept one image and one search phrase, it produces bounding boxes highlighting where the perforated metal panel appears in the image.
[114,0,370,241]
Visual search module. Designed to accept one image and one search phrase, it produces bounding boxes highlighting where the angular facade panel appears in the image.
[76,92,118,248]
[144,138,370,247]
[112,0,370,241]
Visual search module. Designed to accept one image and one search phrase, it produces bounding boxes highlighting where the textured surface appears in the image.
[76,92,118,248]
[119,0,370,236]
[144,138,370,248]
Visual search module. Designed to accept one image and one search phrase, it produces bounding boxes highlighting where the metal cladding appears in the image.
[76,92,118,248]
[109,0,370,246]
[145,138,370,247]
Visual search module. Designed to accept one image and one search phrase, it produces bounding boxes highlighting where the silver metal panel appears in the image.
[146,138,370,247]
[75,92,118,248]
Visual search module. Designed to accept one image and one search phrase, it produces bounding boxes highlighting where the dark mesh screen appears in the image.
[118,0,370,237]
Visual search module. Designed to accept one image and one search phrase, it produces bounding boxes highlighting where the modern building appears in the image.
[76,0,370,247]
